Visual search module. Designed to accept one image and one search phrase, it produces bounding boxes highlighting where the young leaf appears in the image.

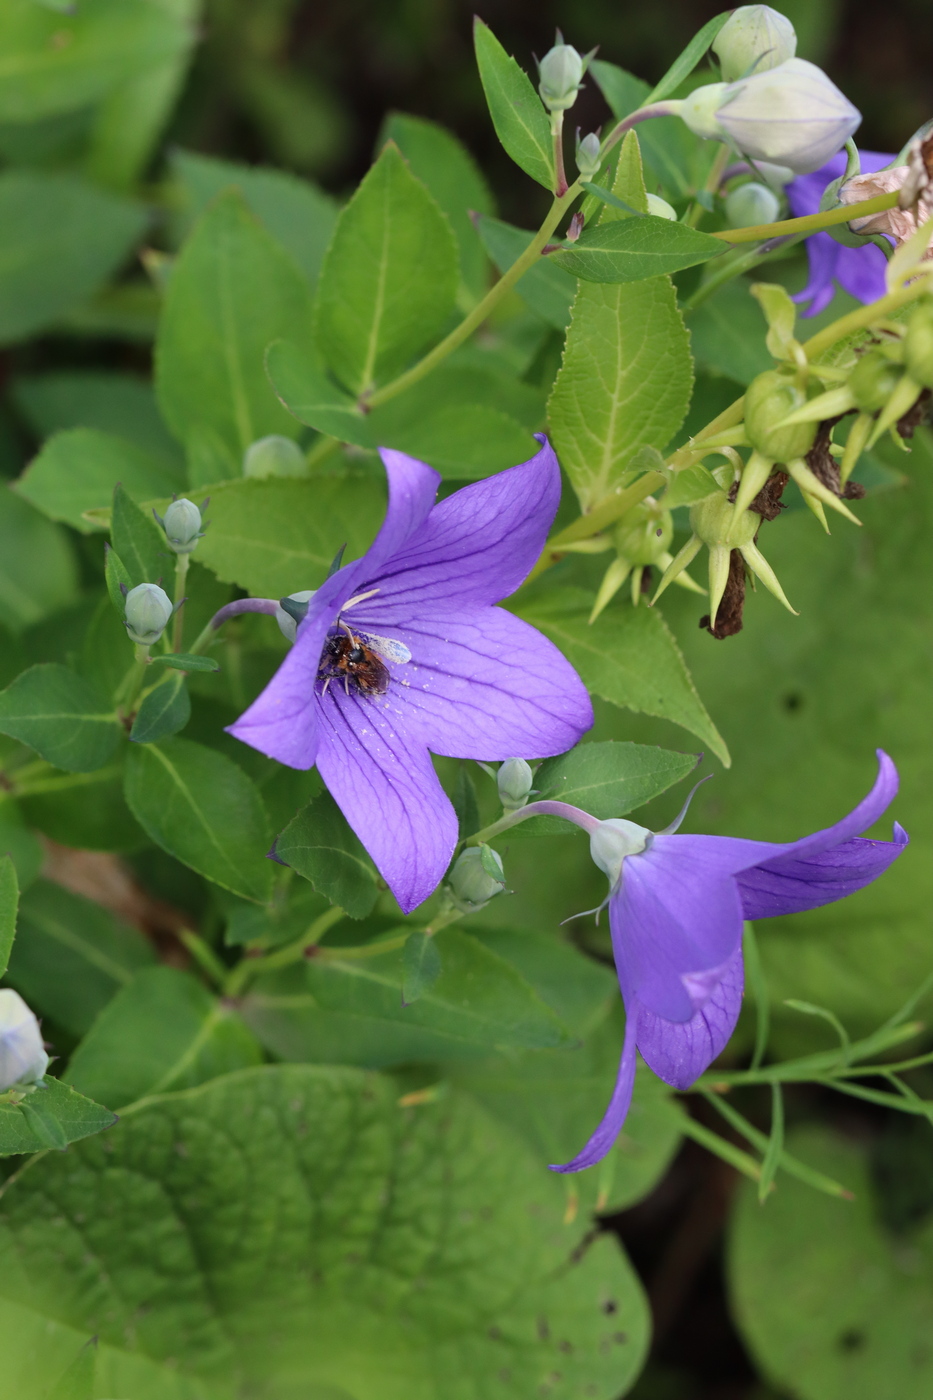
[473,19,555,191]
[129,670,191,744]
[402,930,442,1005]
[313,142,458,395]
[124,737,273,902]
[104,543,132,614]
[473,213,574,328]
[110,481,166,586]
[0,664,120,773]
[0,1078,116,1158]
[14,428,182,535]
[272,790,379,920]
[645,11,732,103]
[0,854,18,980]
[550,216,724,284]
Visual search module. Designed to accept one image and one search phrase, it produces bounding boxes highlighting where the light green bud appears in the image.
[497,758,534,812]
[849,349,905,414]
[576,131,602,179]
[613,501,673,565]
[124,582,173,646]
[243,435,307,479]
[589,818,651,888]
[744,370,818,461]
[646,193,677,220]
[905,300,933,390]
[162,497,202,553]
[449,845,506,910]
[724,180,781,227]
[679,82,730,140]
[0,989,49,1091]
[712,6,797,83]
[690,492,759,549]
[538,42,585,112]
[714,60,860,175]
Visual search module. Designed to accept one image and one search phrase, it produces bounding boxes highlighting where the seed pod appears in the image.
[744,370,818,461]
[849,349,905,414]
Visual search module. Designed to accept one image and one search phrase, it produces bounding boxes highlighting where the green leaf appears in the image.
[589,64,705,202]
[66,966,262,1110]
[148,653,220,673]
[589,61,650,121]
[313,142,458,395]
[550,216,724,284]
[6,880,156,1037]
[688,278,775,385]
[110,481,166,587]
[0,808,41,893]
[729,1126,933,1400]
[452,763,480,841]
[0,172,147,345]
[474,212,574,328]
[0,490,79,635]
[401,930,442,1005]
[381,111,495,300]
[156,190,313,461]
[124,736,273,902]
[103,543,131,614]
[45,1339,97,1400]
[0,1077,115,1158]
[129,670,190,744]
[0,1065,649,1398]
[10,371,184,469]
[520,740,700,835]
[0,854,17,980]
[273,791,379,920]
[15,428,181,534]
[514,587,730,766]
[473,19,555,191]
[548,134,693,511]
[0,664,120,773]
[266,338,375,445]
[645,11,732,103]
[19,769,144,857]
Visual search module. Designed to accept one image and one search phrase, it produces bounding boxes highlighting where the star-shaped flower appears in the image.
[228,439,594,912]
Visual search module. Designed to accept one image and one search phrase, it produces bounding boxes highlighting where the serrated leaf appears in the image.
[513,587,730,766]
[111,481,166,587]
[474,213,574,328]
[520,741,700,835]
[473,19,555,191]
[0,855,17,980]
[401,930,442,1005]
[129,670,190,744]
[0,1077,116,1158]
[124,737,273,902]
[273,790,378,920]
[0,664,120,773]
[313,142,458,395]
[147,653,220,673]
[14,429,180,534]
[550,216,724,284]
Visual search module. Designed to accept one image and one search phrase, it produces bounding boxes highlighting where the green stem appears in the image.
[172,553,189,652]
[711,189,899,244]
[800,278,929,360]
[178,928,228,989]
[118,644,151,714]
[224,905,345,995]
[552,110,568,197]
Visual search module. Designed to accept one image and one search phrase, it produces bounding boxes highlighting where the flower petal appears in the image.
[635,948,744,1091]
[736,825,908,920]
[833,241,890,304]
[758,749,899,862]
[549,1007,638,1174]
[314,687,458,913]
[368,449,442,574]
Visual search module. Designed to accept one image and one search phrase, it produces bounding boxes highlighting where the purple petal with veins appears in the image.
[787,148,893,316]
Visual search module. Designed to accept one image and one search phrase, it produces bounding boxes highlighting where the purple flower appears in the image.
[228,438,593,913]
[788,148,894,316]
[550,750,907,1173]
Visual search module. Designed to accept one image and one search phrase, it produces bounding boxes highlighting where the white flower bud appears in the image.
[589,818,651,888]
[538,42,585,113]
[576,131,602,179]
[712,6,797,83]
[646,193,678,221]
[243,435,307,479]
[715,59,860,176]
[124,583,174,646]
[0,989,49,1091]
[161,497,202,553]
[497,758,534,812]
[449,846,506,910]
[275,589,316,644]
[724,180,781,227]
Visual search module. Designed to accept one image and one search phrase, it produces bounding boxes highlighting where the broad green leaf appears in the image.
[645,11,732,102]
[129,670,190,744]
[688,278,775,385]
[15,429,181,533]
[170,148,339,289]
[45,1339,96,1400]
[124,737,273,902]
[156,191,313,460]
[242,926,573,1064]
[266,338,375,446]
[380,112,495,300]
[514,587,730,766]
[550,216,724,284]
[6,880,156,1037]
[470,926,616,1041]
[111,482,166,586]
[189,473,385,599]
[0,0,192,122]
[313,142,458,395]
[0,1065,649,1400]
[0,490,79,634]
[517,740,700,835]
[473,19,555,191]
[729,1126,933,1400]
[0,1077,115,1158]
[0,172,147,345]
[401,930,442,1005]
[273,790,379,920]
[148,653,220,673]
[474,213,574,328]
[548,133,693,511]
[66,966,262,1109]
[589,61,649,121]
[0,809,41,892]
[10,371,183,468]
[19,768,145,856]
[0,855,17,979]
[0,664,119,773]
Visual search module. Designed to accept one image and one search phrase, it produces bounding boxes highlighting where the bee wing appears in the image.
[356,631,412,665]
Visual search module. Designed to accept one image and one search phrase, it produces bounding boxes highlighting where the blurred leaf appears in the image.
[110,482,166,586]
[313,142,458,395]
[10,372,183,468]
[273,790,379,920]
[589,62,649,122]
[266,339,374,446]
[66,966,262,1109]
[224,879,329,950]
[474,213,574,329]
[551,217,724,283]
[590,62,713,201]
[7,879,156,1037]
[0,808,41,892]
[401,930,442,1005]
[148,653,220,674]
[0,1077,115,1158]
[124,736,273,902]
[15,429,180,534]
[452,763,480,842]
[473,19,555,191]
[0,663,119,772]
[471,925,615,1039]
[103,543,131,614]
[688,278,776,385]
[19,768,145,855]
[156,191,313,461]
[0,485,80,634]
[129,670,190,744]
[520,740,700,835]
[44,1340,96,1400]
[0,172,147,344]
[0,854,17,979]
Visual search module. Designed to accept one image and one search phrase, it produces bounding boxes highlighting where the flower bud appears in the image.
[449,845,506,910]
[849,349,905,414]
[243,435,307,479]
[691,492,758,550]
[614,500,673,565]
[124,583,174,646]
[714,60,860,175]
[576,131,602,179]
[712,6,797,83]
[0,989,49,1091]
[744,370,818,461]
[646,193,677,221]
[679,82,731,141]
[905,300,933,390]
[724,180,781,227]
[538,41,586,113]
[497,758,534,812]
[589,818,651,888]
[275,589,316,644]
[161,498,202,553]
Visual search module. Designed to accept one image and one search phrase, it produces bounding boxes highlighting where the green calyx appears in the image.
[613,500,674,565]
[690,491,758,549]
[744,370,818,462]
[849,349,905,414]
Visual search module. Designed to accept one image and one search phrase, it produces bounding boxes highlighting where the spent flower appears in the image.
[787,149,894,316]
